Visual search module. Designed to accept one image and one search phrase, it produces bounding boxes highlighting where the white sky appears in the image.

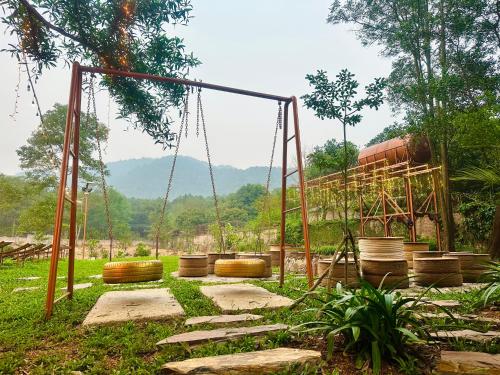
[0,0,396,175]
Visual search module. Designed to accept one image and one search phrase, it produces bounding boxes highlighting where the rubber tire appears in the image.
[362,274,410,289]
[214,259,266,278]
[412,251,445,260]
[414,272,463,287]
[320,277,359,288]
[178,266,208,277]
[179,256,208,268]
[462,269,485,283]
[361,259,408,276]
[414,257,460,274]
[103,260,163,284]
[318,261,358,278]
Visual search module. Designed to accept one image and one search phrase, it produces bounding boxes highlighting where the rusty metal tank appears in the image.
[358,135,431,166]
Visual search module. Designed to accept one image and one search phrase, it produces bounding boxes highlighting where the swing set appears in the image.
[45,62,313,318]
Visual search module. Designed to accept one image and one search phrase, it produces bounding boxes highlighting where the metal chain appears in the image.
[88,74,114,260]
[262,102,282,231]
[197,88,225,252]
[154,88,189,256]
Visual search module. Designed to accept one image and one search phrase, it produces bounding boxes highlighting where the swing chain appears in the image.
[197,87,225,252]
[88,74,114,260]
[155,87,189,253]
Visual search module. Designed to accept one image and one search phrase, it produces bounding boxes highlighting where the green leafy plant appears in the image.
[134,242,151,257]
[87,238,100,258]
[293,281,444,374]
[479,261,500,307]
[313,245,336,256]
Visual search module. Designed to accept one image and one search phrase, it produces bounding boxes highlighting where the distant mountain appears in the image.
[106,156,282,199]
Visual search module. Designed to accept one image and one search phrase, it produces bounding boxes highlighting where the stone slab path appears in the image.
[88,274,102,279]
[17,276,41,281]
[157,323,288,346]
[160,347,321,374]
[185,313,263,326]
[12,286,40,293]
[171,272,277,283]
[200,284,293,312]
[82,288,184,326]
[431,329,500,343]
[61,282,92,291]
[436,351,500,374]
[421,312,500,326]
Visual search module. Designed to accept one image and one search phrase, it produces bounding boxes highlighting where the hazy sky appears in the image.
[0,0,396,175]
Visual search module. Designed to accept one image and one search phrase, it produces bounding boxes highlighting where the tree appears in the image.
[302,69,385,255]
[328,0,500,251]
[1,0,199,146]
[17,103,108,185]
[306,138,359,179]
[366,123,408,146]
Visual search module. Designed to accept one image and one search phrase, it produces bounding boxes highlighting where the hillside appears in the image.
[106,155,282,199]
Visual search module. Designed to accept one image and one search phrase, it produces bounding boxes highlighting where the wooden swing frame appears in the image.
[45,62,313,318]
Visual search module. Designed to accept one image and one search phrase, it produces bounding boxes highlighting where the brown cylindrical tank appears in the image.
[358,135,431,166]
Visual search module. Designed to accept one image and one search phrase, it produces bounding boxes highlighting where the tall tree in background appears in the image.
[17,103,108,185]
[1,0,198,146]
[306,138,359,179]
[302,69,385,255]
[328,0,500,251]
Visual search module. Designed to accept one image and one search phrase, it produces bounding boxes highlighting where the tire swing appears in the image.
[86,76,164,284]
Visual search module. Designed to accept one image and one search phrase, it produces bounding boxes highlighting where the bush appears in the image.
[293,281,447,374]
[313,245,336,256]
[134,242,151,257]
[87,239,101,258]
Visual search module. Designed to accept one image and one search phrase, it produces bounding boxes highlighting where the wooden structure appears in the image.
[45,62,313,318]
[306,158,442,249]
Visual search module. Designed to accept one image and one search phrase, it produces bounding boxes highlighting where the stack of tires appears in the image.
[358,237,405,260]
[268,246,281,267]
[178,255,208,277]
[403,242,429,269]
[318,258,358,287]
[103,260,163,284]
[236,253,272,277]
[214,259,266,277]
[361,259,409,289]
[413,257,463,287]
[448,252,491,283]
[412,251,444,262]
[207,253,236,274]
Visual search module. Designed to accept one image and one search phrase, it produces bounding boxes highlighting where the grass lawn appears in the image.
[1,257,497,374]
[0,256,316,374]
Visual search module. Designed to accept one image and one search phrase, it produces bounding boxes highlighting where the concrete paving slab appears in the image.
[160,347,321,374]
[185,313,263,326]
[171,272,276,283]
[436,351,500,374]
[431,329,500,343]
[157,323,288,346]
[82,288,184,326]
[61,282,92,291]
[200,284,293,313]
[12,286,40,293]
[420,312,500,327]
[88,274,102,279]
[17,276,41,281]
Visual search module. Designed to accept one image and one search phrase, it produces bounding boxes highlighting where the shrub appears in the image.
[134,242,151,257]
[293,281,446,374]
[479,261,500,306]
[313,245,336,256]
[87,239,101,258]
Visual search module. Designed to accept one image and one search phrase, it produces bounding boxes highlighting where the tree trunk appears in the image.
[439,140,455,251]
[489,205,500,259]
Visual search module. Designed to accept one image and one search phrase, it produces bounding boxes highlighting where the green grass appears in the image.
[0,257,314,374]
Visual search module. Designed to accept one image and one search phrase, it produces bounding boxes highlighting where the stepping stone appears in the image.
[431,329,500,343]
[160,347,321,374]
[57,276,66,279]
[185,313,263,326]
[420,312,500,326]
[82,288,184,326]
[171,272,276,283]
[61,282,92,290]
[88,274,102,279]
[17,276,41,281]
[157,323,288,347]
[436,351,500,374]
[418,300,461,311]
[200,284,292,313]
[12,286,40,293]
